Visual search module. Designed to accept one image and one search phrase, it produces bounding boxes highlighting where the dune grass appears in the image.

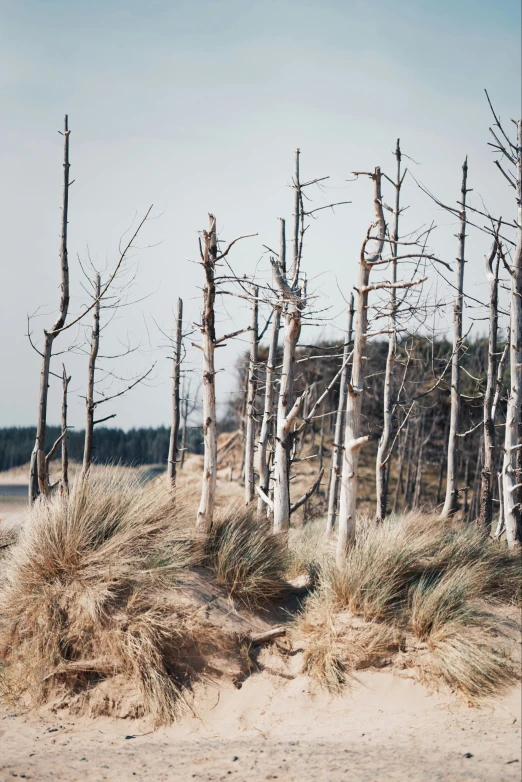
[0,473,519,722]
[298,512,521,700]
[0,472,292,723]
[0,471,201,723]
[203,502,289,606]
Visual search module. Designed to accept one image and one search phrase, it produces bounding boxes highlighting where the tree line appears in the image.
[0,426,203,473]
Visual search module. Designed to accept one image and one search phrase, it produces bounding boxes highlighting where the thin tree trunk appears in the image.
[257,304,281,513]
[502,120,522,548]
[403,422,418,508]
[441,158,468,518]
[30,116,71,503]
[469,441,482,522]
[326,296,354,533]
[60,364,70,494]
[392,417,410,514]
[412,412,426,509]
[197,215,218,532]
[495,471,505,538]
[82,274,101,478]
[257,218,286,513]
[272,295,301,532]
[463,457,470,514]
[291,149,300,283]
[167,297,183,494]
[244,288,259,504]
[376,139,402,522]
[337,168,385,566]
[318,403,325,474]
[479,238,500,531]
[435,422,448,506]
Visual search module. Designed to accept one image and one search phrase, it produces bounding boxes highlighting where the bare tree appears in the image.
[81,271,154,477]
[167,297,183,494]
[82,274,101,477]
[375,139,404,522]
[326,295,354,533]
[244,287,259,504]
[257,154,350,531]
[336,168,386,564]
[180,376,199,469]
[29,116,71,502]
[501,120,522,548]
[257,220,284,515]
[479,230,501,532]
[195,215,256,531]
[440,158,469,518]
[270,257,304,532]
[60,364,70,493]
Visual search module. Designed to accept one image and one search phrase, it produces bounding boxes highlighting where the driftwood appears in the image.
[250,627,286,647]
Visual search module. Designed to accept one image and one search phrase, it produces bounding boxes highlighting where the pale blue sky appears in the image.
[0,0,520,430]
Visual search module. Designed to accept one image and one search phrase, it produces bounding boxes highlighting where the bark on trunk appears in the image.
[272,296,302,532]
[337,168,385,566]
[326,296,354,533]
[30,116,71,503]
[479,238,500,532]
[257,291,281,513]
[244,288,259,504]
[82,274,101,478]
[61,364,70,493]
[167,297,183,494]
[375,140,402,522]
[441,158,468,518]
[502,121,522,548]
[197,215,218,532]
[291,149,300,283]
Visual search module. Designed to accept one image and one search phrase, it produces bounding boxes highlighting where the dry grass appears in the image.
[0,471,295,724]
[297,512,521,700]
[0,471,202,723]
[0,471,519,723]
[203,502,289,606]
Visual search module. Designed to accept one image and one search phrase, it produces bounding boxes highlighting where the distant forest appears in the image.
[0,426,204,473]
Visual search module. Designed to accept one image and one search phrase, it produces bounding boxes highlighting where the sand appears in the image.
[1,670,520,782]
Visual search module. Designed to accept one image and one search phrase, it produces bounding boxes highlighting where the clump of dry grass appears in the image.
[297,512,521,700]
[0,471,203,724]
[203,502,289,606]
[0,475,295,723]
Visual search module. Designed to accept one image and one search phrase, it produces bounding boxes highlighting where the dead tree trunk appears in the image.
[167,297,183,494]
[326,295,354,533]
[336,168,385,566]
[271,261,303,533]
[291,149,301,282]
[197,216,218,532]
[392,416,410,513]
[82,274,101,478]
[30,115,71,503]
[257,220,284,514]
[502,120,522,548]
[440,158,468,518]
[61,364,70,493]
[479,236,500,532]
[375,139,402,522]
[244,288,259,504]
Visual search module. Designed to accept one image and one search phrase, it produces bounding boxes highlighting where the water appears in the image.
[0,484,28,498]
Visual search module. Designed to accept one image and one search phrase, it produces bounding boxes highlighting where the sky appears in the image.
[0,0,520,432]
